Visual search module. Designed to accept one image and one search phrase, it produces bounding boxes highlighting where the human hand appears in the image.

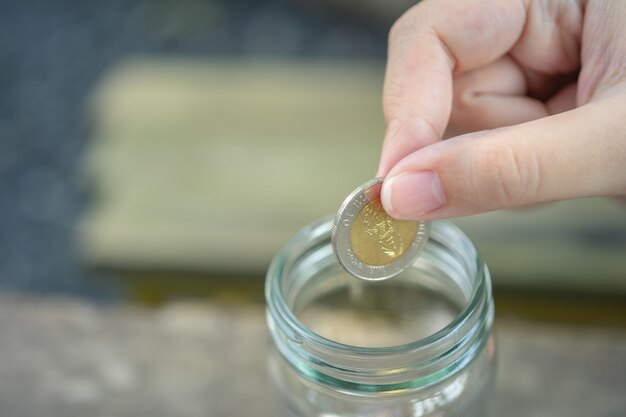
[377,0,626,220]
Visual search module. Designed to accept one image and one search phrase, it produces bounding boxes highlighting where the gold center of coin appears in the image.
[350,200,418,266]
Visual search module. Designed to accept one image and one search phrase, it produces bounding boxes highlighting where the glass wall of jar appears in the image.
[266,218,496,417]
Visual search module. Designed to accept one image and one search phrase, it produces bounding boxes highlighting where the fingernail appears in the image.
[381,171,445,218]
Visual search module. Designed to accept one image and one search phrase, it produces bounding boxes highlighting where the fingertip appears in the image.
[382,171,446,220]
[376,159,390,179]
[377,116,441,180]
[380,176,397,217]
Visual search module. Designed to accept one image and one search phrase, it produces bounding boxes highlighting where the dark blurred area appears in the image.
[0,0,394,299]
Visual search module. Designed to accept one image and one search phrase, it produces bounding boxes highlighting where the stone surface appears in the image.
[0,293,270,417]
[0,293,624,417]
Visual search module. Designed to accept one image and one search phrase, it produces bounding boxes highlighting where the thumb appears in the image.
[380,98,626,220]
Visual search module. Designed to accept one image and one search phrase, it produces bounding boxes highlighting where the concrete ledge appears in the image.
[0,293,624,416]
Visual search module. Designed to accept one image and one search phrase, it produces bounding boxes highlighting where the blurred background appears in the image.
[0,0,625,416]
[0,0,395,299]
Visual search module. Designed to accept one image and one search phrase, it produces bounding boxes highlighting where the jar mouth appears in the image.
[266,217,493,390]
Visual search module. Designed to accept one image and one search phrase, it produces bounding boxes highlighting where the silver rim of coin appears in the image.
[331,177,430,281]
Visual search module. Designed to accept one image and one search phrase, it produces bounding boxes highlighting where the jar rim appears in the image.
[266,217,493,390]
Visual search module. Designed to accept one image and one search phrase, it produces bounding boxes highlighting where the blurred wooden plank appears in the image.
[80,58,385,273]
[79,57,626,293]
[453,199,626,293]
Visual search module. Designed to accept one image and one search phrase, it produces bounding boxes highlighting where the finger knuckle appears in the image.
[388,3,424,44]
[455,85,476,114]
[470,140,541,208]
[450,82,475,128]
[389,15,411,44]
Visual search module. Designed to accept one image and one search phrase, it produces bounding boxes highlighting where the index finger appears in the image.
[378,0,527,176]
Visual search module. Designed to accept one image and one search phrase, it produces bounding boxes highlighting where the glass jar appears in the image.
[265,217,496,417]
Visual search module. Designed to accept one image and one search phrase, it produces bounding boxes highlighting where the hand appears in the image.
[377,0,626,220]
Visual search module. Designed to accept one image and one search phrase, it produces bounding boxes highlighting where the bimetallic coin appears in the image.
[331,178,430,281]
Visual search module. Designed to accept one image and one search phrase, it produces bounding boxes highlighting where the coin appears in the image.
[331,177,430,281]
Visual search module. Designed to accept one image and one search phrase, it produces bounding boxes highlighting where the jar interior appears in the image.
[286,239,472,348]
